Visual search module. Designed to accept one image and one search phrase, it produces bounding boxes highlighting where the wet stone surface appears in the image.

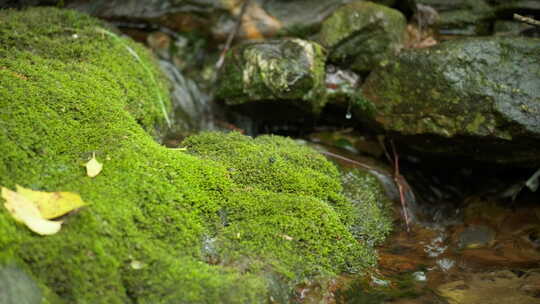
[0,265,42,304]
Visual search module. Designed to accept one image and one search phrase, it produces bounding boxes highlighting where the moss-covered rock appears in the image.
[0,7,172,137]
[182,132,376,276]
[360,36,540,165]
[317,1,406,72]
[215,38,328,115]
[0,7,392,303]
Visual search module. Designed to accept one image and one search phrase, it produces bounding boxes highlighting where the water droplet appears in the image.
[345,100,352,119]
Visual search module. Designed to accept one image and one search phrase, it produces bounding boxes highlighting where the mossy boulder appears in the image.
[0,7,391,303]
[216,38,328,116]
[317,1,406,72]
[360,37,540,166]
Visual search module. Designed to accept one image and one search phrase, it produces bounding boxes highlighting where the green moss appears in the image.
[183,132,377,279]
[317,1,406,72]
[0,7,171,137]
[340,168,393,246]
[0,7,390,303]
[0,7,263,303]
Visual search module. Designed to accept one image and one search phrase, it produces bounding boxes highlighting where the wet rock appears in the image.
[67,0,220,32]
[360,37,540,166]
[458,225,496,249]
[67,0,352,41]
[492,0,540,17]
[318,1,407,72]
[372,0,418,19]
[0,265,42,304]
[216,38,327,115]
[245,0,354,39]
[159,60,215,140]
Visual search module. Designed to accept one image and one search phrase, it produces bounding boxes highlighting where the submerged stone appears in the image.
[318,1,406,72]
[360,36,540,166]
[458,225,496,249]
[437,270,540,304]
[216,38,327,115]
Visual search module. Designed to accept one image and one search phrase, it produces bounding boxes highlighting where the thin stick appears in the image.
[215,0,251,70]
[390,140,411,232]
[514,13,540,27]
[319,150,387,176]
[321,147,413,232]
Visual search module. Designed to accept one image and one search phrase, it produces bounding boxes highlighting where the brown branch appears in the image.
[321,145,413,233]
[319,150,388,177]
[513,13,540,27]
[379,137,411,232]
[390,140,411,232]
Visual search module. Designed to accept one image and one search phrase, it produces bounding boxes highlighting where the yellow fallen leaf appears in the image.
[279,234,294,241]
[85,152,102,177]
[15,185,86,219]
[1,187,62,235]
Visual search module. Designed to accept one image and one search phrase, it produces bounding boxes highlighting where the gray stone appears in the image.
[0,265,41,304]
[318,1,406,72]
[216,38,327,114]
[360,37,540,165]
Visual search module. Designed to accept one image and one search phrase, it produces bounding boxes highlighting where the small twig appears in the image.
[319,150,388,177]
[321,147,413,232]
[215,0,251,71]
[379,138,411,232]
[390,140,411,232]
[514,13,540,27]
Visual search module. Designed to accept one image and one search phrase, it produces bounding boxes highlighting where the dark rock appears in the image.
[317,1,407,72]
[360,37,540,166]
[416,0,494,36]
[0,265,42,304]
[372,0,417,20]
[67,0,355,41]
